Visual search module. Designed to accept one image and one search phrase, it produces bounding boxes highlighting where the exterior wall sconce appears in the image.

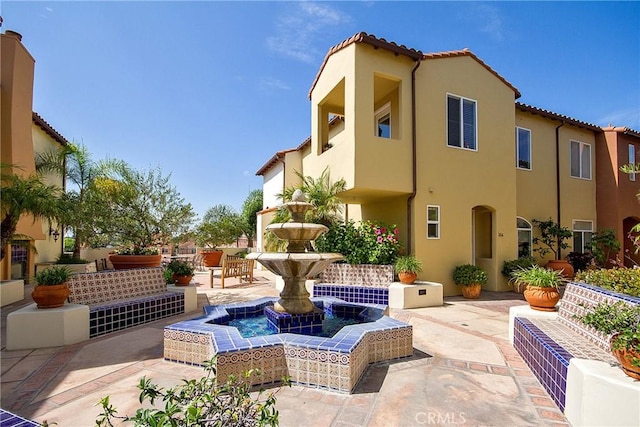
[49,227,60,242]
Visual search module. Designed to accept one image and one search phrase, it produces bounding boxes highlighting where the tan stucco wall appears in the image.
[412,55,518,294]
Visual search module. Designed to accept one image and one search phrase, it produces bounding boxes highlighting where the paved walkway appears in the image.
[1,270,569,426]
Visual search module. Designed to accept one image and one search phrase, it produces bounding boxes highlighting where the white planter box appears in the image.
[388,281,443,309]
[1,279,24,307]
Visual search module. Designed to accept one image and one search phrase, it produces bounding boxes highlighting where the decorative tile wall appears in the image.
[314,284,389,305]
[68,267,168,305]
[318,264,393,287]
[164,297,413,393]
[558,282,640,351]
[0,408,39,427]
[90,293,184,338]
[68,267,185,338]
[514,317,571,411]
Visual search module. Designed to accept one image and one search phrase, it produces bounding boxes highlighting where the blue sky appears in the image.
[2,1,639,219]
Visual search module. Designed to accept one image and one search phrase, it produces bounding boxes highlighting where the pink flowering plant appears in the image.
[316,220,402,265]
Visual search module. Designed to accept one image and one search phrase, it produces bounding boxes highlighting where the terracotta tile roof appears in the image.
[309,32,423,99]
[256,116,343,176]
[515,102,601,131]
[602,126,640,138]
[308,32,522,99]
[254,148,299,176]
[32,112,68,146]
[422,48,521,99]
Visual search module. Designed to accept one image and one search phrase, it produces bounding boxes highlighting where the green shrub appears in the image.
[575,268,640,297]
[501,256,536,277]
[34,265,72,286]
[166,259,195,276]
[510,265,563,289]
[394,255,423,274]
[315,220,402,265]
[55,253,90,264]
[452,264,488,286]
[96,357,288,426]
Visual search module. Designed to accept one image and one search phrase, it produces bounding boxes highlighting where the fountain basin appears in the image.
[164,297,413,393]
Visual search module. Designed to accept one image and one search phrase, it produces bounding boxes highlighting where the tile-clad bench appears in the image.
[512,281,640,420]
[68,267,184,338]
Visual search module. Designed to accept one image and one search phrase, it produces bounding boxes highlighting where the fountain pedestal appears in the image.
[264,306,325,335]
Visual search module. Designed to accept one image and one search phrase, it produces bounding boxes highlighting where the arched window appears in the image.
[517,217,532,257]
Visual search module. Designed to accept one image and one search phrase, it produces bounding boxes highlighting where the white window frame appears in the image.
[516,217,533,257]
[629,144,636,181]
[426,205,440,239]
[570,140,592,180]
[374,102,391,139]
[572,220,594,253]
[446,93,477,151]
[516,127,532,170]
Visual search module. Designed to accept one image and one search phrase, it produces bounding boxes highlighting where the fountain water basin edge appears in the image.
[163,296,413,393]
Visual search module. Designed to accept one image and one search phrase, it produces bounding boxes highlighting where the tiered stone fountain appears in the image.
[164,190,413,393]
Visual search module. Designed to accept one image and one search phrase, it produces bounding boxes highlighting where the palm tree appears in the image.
[36,142,126,258]
[1,164,64,261]
[279,168,347,226]
[266,168,346,251]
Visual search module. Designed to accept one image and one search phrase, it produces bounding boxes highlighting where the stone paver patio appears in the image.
[1,270,569,426]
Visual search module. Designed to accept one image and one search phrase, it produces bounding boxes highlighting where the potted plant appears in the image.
[532,218,574,278]
[578,301,640,380]
[109,246,162,270]
[452,264,487,299]
[510,265,563,311]
[166,259,195,286]
[195,205,243,267]
[394,255,423,284]
[501,256,537,293]
[31,265,72,308]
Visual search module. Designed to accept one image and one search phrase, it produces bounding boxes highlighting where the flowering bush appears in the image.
[575,267,640,297]
[315,220,402,265]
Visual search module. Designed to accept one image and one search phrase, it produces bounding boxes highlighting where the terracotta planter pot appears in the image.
[109,254,162,270]
[398,272,417,284]
[610,335,640,380]
[31,283,70,309]
[201,251,223,267]
[545,259,574,279]
[172,274,193,286]
[461,284,482,299]
[523,285,560,312]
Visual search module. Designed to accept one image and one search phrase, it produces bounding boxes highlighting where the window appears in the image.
[573,220,593,253]
[427,205,440,239]
[447,94,477,150]
[517,217,533,257]
[375,103,391,138]
[570,140,591,179]
[516,127,531,170]
[630,144,636,182]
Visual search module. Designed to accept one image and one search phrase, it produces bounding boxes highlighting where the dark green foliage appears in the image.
[566,251,594,273]
[95,357,288,426]
[55,253,90,264]
[509,265,563,289]
[578,301,640,367]
[452,264,488,286]
[34,265,72,286]
[394,255,423,274]
[575,268,640,297]
[590,228,621,267]
[501,256,536,277]
[532,218,572,259]
[166,259,195,276]
[315,220,402,265]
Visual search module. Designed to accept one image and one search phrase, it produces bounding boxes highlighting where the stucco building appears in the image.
[256,32,640,295]
[1,30,68,281]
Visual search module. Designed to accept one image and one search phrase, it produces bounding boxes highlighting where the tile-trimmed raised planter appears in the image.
[318,264,393,287]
